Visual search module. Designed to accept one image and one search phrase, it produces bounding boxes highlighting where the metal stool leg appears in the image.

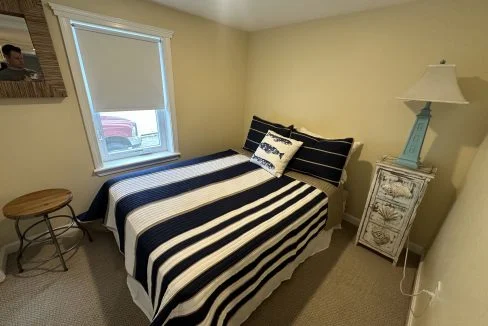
[14,220,24,273]
[43,214,68,272]
[67,204,93,242]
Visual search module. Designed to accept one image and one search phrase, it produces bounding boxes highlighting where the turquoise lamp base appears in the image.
[395,102,432,170]
[395,156,421,169]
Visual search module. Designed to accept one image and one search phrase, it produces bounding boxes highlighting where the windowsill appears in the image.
[94,151,181,177]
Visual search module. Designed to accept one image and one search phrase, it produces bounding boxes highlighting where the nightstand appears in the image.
[355,156,436,264]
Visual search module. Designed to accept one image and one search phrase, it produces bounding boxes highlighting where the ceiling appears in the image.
[152,0,416,31]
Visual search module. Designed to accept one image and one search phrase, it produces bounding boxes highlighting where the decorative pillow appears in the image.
[243,116,293,152]
[297,127,362,184]
[250,130,303,177]
[288,130,354,186]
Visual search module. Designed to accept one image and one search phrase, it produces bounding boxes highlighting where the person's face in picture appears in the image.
[6,50,25,69]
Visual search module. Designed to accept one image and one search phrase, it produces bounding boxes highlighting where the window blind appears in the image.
[72,22,165,112]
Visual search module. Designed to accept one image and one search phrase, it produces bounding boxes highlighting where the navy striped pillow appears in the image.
[243,116,293,152]
[288,130,354,186]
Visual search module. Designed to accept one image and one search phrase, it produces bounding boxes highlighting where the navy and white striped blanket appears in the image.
[83,150,329,325]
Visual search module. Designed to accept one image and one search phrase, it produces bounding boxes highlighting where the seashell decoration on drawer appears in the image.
[374,203,401,222]
[371,226,391,246]
[377,171,422,208]
[381,172,414,198]
[381,178,413,199]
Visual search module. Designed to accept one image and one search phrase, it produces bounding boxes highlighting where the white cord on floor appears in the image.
[400,237,435,318]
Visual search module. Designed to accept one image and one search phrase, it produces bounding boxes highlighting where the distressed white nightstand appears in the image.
[355,156,436,264]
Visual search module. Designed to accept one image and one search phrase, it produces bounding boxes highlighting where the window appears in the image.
[51,4,179,175]
[97,109,168,161]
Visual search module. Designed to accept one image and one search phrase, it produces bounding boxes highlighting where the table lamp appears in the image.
[395,60,469,169]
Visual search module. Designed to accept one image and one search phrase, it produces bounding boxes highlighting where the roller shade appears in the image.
[73,22,165,112]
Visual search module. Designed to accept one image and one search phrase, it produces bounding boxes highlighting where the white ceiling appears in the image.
[152,0,416,31]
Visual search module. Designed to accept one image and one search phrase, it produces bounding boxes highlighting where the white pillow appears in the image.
[251,130,303,177]
[297,127,361,184]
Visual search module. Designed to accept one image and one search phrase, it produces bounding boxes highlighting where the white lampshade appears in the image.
[398,64,469,104]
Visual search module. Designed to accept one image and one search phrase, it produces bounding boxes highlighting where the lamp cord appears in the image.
[400,237,435,318]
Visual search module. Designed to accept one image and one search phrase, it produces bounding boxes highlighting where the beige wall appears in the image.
[1,0,487,251]
[412,133,488,325]
[244,0,488,248]
[0,0,248,247]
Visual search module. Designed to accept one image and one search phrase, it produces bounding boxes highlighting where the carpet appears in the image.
[0,222,418,326]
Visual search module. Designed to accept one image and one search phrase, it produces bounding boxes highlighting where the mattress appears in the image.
[83,149,343,325]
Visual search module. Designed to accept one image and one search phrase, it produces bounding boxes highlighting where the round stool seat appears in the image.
[3,189,72,219]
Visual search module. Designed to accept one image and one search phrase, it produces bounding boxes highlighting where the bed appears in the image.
[82,149,345,326]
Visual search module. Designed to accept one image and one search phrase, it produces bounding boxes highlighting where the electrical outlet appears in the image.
[430,281,442,304]
[435,281,442,296]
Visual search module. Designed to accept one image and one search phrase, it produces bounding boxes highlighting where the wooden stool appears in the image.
[2,189,92,273]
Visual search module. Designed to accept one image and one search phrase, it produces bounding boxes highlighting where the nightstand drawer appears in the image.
[368,199,409,232]
[360,221,399,256]
[375,169,423,208]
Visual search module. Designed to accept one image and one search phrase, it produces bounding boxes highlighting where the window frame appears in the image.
[50,3,180,176]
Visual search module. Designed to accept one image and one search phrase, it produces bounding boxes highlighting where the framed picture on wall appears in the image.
[0,0,66,98]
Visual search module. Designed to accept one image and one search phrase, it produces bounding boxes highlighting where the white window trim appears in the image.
[50,3,180,176]
[94,151,180,177]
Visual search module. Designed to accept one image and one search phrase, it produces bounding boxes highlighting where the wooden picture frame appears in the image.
[0,0,66,97]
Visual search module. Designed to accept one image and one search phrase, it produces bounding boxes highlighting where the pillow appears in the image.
[250,130,303,177]
[297,127,362,184]
[288,130,354,186]
[243,116,293,152]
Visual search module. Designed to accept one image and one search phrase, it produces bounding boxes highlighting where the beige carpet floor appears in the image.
[0,222,418,326]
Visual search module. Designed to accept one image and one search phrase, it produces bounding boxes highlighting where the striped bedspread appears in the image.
[83,150,329,325]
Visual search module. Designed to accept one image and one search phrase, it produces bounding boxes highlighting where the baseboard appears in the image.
[407,242,425,256]
[405,257,425,326]
[0,246,7,283]
[343,213,361,226]
[343,213,425,256]
[0,227,80,283]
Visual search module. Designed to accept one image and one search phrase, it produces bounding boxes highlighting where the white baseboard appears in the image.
[407,242,425,257]
[0,238,21,283]
[343,213,425,256]
[405,257,425,326]
[0,247,7,283]
[343,212,361,226]
[0,227,80,283]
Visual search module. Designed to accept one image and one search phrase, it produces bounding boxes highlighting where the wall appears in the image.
[0,0,248,247]
[411,133,488,325]
[245,0,488,248]
[1,0,487,251]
